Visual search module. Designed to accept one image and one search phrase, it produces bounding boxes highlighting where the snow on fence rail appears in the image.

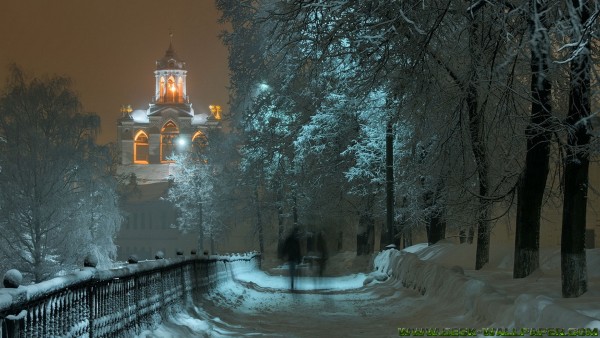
[0,252,260,338]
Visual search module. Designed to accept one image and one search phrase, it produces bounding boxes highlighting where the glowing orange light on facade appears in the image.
[120,104,133,114]
[209,105,222,120]
[133,130,149,164]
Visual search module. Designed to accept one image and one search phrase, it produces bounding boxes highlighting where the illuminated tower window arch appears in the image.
[178,77,184,102]
[167,76,177,103]
[192,131,208,155]
[133,130,149,164]
[161,121,179,162]
[159,77,166,103]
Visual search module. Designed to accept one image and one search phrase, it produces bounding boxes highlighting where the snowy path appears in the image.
[136,243,600,337]
[137,269,488,337]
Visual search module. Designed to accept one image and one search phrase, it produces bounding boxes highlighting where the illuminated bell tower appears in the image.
[117,34,220,165]
[154,34,188,104]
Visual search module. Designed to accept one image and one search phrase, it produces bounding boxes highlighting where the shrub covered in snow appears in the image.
[155,251,165,259]
[84,254,98,268]
[128,255,139,264]
[3,269,22,288]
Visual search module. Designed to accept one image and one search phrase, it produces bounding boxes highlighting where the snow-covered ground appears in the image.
[136,241,600,337]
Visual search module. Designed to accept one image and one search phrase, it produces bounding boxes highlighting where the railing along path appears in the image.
[0,253,260,338]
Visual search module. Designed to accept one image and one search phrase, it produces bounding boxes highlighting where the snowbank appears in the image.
[367,242,600,330]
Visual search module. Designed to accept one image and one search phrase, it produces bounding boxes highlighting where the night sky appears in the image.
[0,1,230,144]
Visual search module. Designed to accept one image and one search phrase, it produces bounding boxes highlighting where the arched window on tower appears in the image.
[178,77,184,103]
[161,121,179,162]
[134,131,149,164]
[159,77,165,103]
[167,76,177,103]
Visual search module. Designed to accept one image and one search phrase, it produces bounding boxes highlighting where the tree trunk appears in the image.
[357,214,374,255]
[292,190,299,227]
[467,13,491,270]
[197,202,204,254]
[513,0,552,279]
[197,231,204,255]
[403,228,413,248]
[427,212,446,246]
[561,0,591,298]
[425,180,446,245]
[357,197,375,255]
[385,120,395,246]
[459,229,467,243]
[276,205,284,254]
[254,184,265,254]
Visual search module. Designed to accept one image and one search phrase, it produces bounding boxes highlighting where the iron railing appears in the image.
[0,254,259,338]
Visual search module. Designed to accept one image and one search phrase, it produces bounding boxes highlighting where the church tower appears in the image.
[117,37,220,165]
[153,38,188,105]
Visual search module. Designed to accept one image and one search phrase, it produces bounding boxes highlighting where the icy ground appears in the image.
[136,242,600,338]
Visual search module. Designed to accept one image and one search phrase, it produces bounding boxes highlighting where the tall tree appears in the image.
[0,66,120,282]
[166,151,218,254]
[561,0,595,298]
[514,0,554,278]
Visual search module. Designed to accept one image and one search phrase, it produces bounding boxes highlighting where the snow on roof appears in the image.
[131,109,149,123]
[191,113,208,125]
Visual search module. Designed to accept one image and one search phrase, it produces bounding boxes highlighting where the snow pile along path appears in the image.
[367,242,600,330]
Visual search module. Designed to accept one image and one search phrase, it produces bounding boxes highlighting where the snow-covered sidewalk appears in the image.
[137,242,600,337]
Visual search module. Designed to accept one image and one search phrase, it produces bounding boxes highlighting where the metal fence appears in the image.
[0,254,259,338]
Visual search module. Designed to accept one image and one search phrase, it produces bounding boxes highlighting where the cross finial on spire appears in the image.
[165,29,175,57]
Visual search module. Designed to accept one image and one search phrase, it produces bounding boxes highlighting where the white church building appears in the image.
[114,40,225,261]
[116,39,220,165]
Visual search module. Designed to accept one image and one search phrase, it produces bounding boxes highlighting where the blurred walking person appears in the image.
[282,227,302,291]
[316,231,328,277]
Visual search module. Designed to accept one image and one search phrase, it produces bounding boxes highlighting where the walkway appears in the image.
[137,269,488,337]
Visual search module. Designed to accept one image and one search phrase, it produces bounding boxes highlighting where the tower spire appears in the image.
[166,30,174,56]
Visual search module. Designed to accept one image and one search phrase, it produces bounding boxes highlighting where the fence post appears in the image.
[87,284,94,338]
[3,316,20,338]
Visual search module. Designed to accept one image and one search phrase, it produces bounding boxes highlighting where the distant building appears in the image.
[115,39,221,261]
[116,39,220,165]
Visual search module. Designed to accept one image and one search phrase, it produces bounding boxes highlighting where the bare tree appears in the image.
[561,0,596,298]
[0,66,120,282]
[514,0,554,279]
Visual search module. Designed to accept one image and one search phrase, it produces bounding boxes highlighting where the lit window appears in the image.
[192,131,208,155]
[161,121,179,162]
[134,131,149,164]
[167,76,177,103]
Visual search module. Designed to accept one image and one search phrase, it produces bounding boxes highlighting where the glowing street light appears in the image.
[258,83,270,92]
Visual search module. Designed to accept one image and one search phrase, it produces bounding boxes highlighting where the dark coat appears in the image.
[282,231,301,263]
